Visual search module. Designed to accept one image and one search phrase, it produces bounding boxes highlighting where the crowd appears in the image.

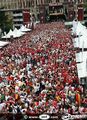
[0,22,87,116]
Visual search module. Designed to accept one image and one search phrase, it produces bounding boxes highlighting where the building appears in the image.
[12,9,30,28]
[0,0,85,25]
[36,0,84,22]
[0,0,31,28]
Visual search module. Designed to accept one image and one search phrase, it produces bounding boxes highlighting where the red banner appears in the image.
[23,9,30,25]
[78,8,84,21]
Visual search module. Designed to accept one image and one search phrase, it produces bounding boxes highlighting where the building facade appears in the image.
[0,0,85,25]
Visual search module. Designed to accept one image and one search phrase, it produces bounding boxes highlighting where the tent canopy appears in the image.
[2,28,25,39]
[2,29,15,39]
[73,35,87,48]
[72,20,87,36]
[13,28,25,37]
[20,25,31,32]
[0,41,9,47]
[76,51,87,78]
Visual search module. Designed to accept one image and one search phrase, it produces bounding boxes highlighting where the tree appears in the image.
[84,3,87,11]
[83,3,87,27]
[0,8,13,33]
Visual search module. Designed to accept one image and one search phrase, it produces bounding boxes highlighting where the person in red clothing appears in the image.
[0,21,86,116]
[75,91,81,106]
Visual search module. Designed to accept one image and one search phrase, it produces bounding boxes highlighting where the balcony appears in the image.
[13,18,23,22]
[13,13,23,17]
[49,2,63,7]
[49,12,64,16]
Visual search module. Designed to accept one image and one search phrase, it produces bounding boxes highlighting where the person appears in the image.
[0,21,86,115]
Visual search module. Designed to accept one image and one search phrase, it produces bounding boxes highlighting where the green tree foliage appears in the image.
[0,8,13,33]
[84,3,87,8]
[84,3,87,27]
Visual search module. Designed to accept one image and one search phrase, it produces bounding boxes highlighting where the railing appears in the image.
[49,3,63,6]
[13,13,23,17]
[13,19,23,22]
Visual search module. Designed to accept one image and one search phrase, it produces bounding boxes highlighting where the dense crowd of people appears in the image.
[0,22,87,116]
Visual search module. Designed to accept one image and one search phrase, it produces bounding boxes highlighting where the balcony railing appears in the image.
[49,3,63,7]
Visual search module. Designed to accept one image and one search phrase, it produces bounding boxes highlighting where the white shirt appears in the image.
[0,103,6,111]
[15,85,19,92]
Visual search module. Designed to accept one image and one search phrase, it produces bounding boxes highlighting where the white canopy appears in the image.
[20,25,31,32]
[75,22,86,36]
[77,62,87,78]
[72,20,87,36]
[0,41,9,47]
[2,28,25,39]
[2,29,16,39]
[13,28,25,37]
[73,35,87,48]
[76,52,83,63]
[76,51,87,78]
[72,20,78,34]
[72,20,87,79]
[7,29,14,38]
